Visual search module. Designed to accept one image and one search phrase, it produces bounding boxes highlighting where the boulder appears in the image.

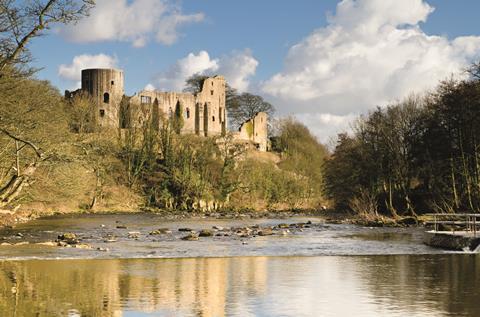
[397,216,418,226]
[128,232,140,239]
[57,233,78,245]
[181,233,199,241]
[74,244,92,249]
[258,228,273,236]
[199,229,213,237]
[36,241,57,247]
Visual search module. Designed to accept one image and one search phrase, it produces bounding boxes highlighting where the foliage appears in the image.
[66,92,96,133]
[245,121,253,138]
[173,101,184,134]
[0,0,94,76]
[323,69,480,216]
[274,118,328,197]
[183,74,208,94]
[228,93,274,130]
[183,74,274,131]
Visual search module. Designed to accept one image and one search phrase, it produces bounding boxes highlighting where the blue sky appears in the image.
[30,0,480,141]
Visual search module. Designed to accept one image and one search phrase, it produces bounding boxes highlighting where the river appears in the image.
[0,214,478,316]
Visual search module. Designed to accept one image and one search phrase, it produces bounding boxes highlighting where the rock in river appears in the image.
[199,229,213,237]
[258,228,273,236]
[181,233,199,241]
[150,228,172,235]
[57,232,78,245]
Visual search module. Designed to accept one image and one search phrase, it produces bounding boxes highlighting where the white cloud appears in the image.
[59,0,204,47]
[295,113,356,144]
[144,83,156,91]
[154,50,219,91]
[152,50,258,92]
[58,54,118,88]
[262,0,480,141]
[216,49,258,92]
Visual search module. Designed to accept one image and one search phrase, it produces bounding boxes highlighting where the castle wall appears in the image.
[129,76,226,136]
[70,68,268,152]
[81,69,124,127]
[235,112,269,152]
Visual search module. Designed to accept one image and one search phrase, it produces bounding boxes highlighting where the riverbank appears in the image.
[0,205,422,231]
[0,207,331,229]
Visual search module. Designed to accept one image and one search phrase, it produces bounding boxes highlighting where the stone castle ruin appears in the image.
[65,68,268,151]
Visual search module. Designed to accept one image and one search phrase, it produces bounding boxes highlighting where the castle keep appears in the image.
[66,68,268,151]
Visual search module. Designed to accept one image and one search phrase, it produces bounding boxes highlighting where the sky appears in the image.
[30,0,480,143]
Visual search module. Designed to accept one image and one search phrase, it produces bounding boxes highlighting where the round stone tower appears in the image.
[81,68,124,128]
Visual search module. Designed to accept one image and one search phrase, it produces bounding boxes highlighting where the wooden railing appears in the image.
[424,213,480,236]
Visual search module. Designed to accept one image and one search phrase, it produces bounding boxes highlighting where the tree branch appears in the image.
[0,128,44,158]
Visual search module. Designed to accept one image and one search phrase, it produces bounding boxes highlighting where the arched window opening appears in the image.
[103,92,110,103]
[186,107,190,119]
[99,109,105,117]
[212,116,215,122]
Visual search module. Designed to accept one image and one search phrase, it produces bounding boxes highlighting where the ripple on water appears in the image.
[0,214,450,260]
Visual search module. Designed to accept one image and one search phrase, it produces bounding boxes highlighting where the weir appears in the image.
[423,213,480,251]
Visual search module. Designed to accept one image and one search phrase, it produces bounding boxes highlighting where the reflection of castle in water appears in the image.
[0,257,268,317]
[0,256,478,316]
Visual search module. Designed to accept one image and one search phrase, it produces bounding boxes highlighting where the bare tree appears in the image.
[0,128,46,207]
[228,93,274,130]
[0,0,94,75]
[467,61,480,80]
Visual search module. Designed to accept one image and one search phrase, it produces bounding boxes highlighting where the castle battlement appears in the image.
[65,68,267,151]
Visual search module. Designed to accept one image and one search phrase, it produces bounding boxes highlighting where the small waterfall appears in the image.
[471,242,480,253]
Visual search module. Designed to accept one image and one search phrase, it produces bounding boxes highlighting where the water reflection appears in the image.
[0,255,478,316]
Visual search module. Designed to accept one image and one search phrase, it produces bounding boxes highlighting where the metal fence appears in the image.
[425,213,480,236]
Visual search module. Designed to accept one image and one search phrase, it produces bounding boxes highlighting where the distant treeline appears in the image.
[323,64,480,218]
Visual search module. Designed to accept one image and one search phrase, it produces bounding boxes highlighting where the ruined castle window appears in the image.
[212,116,215,122]
[186,108,190,119]
[141,96,151,104]
[210,90,214,96]
[111,80,114,85]
[103,93,110,103]
[99,109,105,117]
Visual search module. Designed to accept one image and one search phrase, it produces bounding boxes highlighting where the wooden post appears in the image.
[474,216,477,237]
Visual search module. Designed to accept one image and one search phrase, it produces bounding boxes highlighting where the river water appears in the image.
[0,214,478,316]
